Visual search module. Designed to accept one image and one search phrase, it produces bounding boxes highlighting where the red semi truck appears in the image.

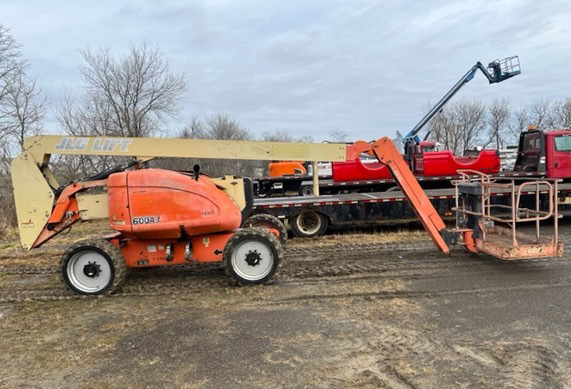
[515,128,571,178]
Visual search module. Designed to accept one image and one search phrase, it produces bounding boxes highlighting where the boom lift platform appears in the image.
[453,170,562,259]
[11,134,562,295]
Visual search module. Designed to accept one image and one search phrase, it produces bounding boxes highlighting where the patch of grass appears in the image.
[0,242,18,250]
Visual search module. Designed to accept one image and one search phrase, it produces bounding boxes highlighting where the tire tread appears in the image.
[60,239,126,295]
[223,228,283,285]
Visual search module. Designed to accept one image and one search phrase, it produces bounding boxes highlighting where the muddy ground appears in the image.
[0,222,570,389]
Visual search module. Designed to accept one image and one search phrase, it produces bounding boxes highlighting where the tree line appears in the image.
[425,98,571,155]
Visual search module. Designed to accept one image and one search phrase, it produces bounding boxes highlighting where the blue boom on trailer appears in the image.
[402,56,521,167]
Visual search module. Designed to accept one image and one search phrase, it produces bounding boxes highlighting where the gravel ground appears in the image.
[0,222,569,388]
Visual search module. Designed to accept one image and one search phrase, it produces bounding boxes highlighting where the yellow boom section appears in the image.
[22,135,347,163]
[13,135,347,249]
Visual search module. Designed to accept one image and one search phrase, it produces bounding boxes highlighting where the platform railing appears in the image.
[453,170,560,249]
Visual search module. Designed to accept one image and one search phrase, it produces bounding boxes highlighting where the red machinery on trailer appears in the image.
[255,56,520,197]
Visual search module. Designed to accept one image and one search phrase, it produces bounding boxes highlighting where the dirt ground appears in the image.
[0,222,570,389]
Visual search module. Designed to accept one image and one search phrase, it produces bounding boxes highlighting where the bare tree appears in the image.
[55,43,187,182]
[297,135,314,143]
[0,27,43,154]
[456,100,486,152]
[199,114,255,176]
[485,98,510,150]
[179,116,205,139]
[429,100,486,154]
[158,114,259,177]
[528,98,556,130]
[0,24,44,227]
[554,98,571,128]
[261,129,294,142]
[58,43,187,138]
[176,114,250,142]
[430,109,456,152]
[507,106,530,145]
[0,24,22,102]
[201,113,250,140]
[4,70,44,147]
[261,129,320,143]
[328,130,350,142]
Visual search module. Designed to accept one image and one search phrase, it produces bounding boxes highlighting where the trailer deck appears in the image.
[253,183,571,237]
[255,182,571,209]
[254,171,544,197]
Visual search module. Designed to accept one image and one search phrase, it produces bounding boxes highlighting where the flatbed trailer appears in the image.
[254,171,546,197]
[252,181,571,238]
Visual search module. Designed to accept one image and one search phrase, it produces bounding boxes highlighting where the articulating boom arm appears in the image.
[346,138,451,254]
[13,134,450,254]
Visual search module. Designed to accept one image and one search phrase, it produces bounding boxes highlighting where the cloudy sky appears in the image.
[2,0,571,140]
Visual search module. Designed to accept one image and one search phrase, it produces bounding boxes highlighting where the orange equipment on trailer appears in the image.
[269,161,306,177]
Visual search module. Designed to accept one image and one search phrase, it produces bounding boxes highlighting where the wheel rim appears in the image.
[296,211,321,235]
[302,186,314,196]
[231,240,275,281]
[66,250,112,293]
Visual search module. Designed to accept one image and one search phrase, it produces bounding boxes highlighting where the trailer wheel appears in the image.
[60,239,126,295]
[243,214,288,245]
[290,211,328,238]
[299,185,314,196]
[224,228,283,285]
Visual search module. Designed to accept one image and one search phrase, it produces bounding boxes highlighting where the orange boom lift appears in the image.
[11,135,562,295]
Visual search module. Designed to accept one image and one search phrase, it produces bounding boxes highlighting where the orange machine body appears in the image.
[108,169,242,240]
[269,161,306,177]
[108,231,236,267]
[32,168,278,268]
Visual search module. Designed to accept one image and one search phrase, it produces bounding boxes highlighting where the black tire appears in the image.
[243,214,288,245]
[60,239,126,295]
[299,185,314,196]
[290,211,328,238]
[386,186,401,192]
[224,228,283,285]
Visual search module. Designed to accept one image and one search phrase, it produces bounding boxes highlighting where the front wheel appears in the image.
[60,239,126,295]
[290,211,328,238]
[224,228,283,285]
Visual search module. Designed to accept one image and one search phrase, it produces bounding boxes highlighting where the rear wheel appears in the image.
[224,228,283,285]
[290,211,328,238]
[299,185,314,196]
[243,214,288,245]
[60,239,126,295]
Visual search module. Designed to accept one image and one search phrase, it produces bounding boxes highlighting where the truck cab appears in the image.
[514,129,571,179]
[548,131,571,178]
